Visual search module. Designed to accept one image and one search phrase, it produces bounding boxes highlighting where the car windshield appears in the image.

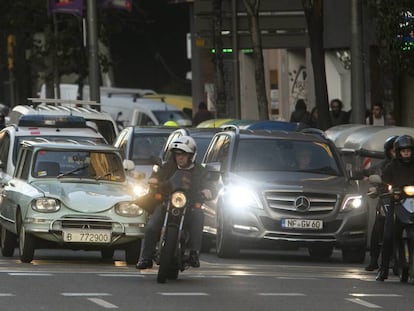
[233,139,340,175]
[153,110,192,124]
[131,134,169,164]
[32,149,125,181]
[13,136,106,166]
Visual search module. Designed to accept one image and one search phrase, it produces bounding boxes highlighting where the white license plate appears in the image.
[63,229,111,243]
[281,219,323,230]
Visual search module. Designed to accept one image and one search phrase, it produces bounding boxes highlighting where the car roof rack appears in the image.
[28,98,99,108]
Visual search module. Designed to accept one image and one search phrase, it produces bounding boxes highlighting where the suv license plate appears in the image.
[282,219,323,230]
[63,229,111,243]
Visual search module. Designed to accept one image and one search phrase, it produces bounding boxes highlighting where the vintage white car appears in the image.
[0,139,146,264]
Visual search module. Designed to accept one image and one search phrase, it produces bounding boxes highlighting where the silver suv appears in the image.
[201,128,368,262]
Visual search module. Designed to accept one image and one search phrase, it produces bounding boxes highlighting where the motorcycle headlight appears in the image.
[340,195,363,212]
[115,202,145,217]
[132,182,149,197]
[31,198,60,212]
[226,185,263,210]
[403,186,414,196]
[171,191,186,208]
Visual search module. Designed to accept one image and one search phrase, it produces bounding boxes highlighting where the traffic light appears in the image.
[7,35,16,70]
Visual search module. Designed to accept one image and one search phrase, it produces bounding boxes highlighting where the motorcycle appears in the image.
[369,175,414,283]
[151,166,203,284]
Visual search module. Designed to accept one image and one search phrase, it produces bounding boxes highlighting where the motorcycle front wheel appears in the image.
[157,227,179,284]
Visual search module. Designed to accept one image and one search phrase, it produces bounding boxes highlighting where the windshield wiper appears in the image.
[57,165,89,179]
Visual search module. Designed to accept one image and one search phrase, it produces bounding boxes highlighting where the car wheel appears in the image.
[216,207,239,258]
[308,245,333,260]
[342,246,366,263]
[125,240,141,265]
[101,248,115,260]
[1,226,17,257]
[19,223,35,263]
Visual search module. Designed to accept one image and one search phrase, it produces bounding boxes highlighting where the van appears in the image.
[100,95,192,128]
[10,98,119,144]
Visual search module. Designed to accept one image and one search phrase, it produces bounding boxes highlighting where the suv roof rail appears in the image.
[28,98,99,108]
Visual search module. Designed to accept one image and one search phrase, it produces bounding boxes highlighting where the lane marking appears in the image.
[62,293,111,297]
[257,293,306,296]
[158,292,209,296]
[0,293,14,296]
[187,275,232,279]
[277,277,318,280]
[87,298,118,309]
[350,293,402,297]
[345,298,382,308]
[98,274,144,277]
[8,273,52,276]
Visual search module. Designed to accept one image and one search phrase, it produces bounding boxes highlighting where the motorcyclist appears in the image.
[376,134,414,281]
[364,135,398,271]
[136,135,214,269]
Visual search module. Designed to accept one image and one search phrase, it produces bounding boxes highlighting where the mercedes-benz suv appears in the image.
[201,127,368,262]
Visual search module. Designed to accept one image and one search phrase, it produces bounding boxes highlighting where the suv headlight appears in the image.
[226,185,263,210]
[340,195,363,212]
[115,202,144,217]
[31,198,61,212]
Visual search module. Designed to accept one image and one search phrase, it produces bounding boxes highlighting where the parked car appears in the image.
[0,140,146,264]
[113,126,176,180]
[201,127,368,262]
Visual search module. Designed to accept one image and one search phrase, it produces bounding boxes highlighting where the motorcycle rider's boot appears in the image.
[136,258,153,269]
[189,250,200,268]
[376,268,389,281]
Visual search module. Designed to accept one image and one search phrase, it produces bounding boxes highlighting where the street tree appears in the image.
[242,0,269,120]
[301,0,330,130]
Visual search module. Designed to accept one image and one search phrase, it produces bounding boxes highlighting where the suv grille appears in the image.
[264,191,338,215]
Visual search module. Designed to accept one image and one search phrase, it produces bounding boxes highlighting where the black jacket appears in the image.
[382,159,414,188]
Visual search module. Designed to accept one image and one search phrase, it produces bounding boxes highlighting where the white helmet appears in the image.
[171,135,197,163]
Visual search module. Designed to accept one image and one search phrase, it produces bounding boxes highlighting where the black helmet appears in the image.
[394,135,414,163]
[383,135,398,159]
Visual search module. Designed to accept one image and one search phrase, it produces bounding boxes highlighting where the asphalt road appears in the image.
[0,248,411,311]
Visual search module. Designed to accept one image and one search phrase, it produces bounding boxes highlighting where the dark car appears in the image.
[201,127,368,263]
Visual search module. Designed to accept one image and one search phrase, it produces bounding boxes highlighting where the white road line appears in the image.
[0,294,14,296]
[62,293,111,297]
[277,277,318,280]
[257,293,306,296]
[158,292,209,296]
[350,293,402,297]
[98,274,144,277]
[8,273,52,276]
[187,275,232,279]
[345,298,382,309]
[87,298,118,309]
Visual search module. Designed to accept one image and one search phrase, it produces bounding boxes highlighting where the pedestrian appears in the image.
[309,107,319,128]
[193,101,213,126]
[329,99,349,126]
[366,103,386,125]
[364,135,398,272]
[289,99,311,126]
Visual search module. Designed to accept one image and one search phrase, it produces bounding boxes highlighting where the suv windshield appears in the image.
[32,150,125,181]
[131,134,169,164]
[233,139,340,175]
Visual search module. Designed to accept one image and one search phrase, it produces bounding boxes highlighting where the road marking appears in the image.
[350,293,402,297]
[0,294,14,296]
[345,298,382,308]
[98,274,144,277]
[277,277,318,280]
[8,273,52,276]
[257,293,306,296]
[62,293,111,297]
[87,298,118,309]
[158,292,209,296]
[187,275,232,279]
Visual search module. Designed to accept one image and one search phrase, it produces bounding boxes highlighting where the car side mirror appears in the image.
[123,159,135,171]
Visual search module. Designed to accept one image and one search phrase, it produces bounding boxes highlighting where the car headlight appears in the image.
[171,191,186,208]
[132,182,149,197]
[115,202,145,217]
[226,185,263,210]
[340,195,363,212]
[31,198,61,212]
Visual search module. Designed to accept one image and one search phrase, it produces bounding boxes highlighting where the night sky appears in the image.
[109,0,191,95]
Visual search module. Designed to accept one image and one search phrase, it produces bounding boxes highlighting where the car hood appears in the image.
[229,171,357,194]
[32,181,134,213]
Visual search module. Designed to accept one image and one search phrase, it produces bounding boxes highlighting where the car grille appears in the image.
[264,191,338,215]
[59,215,113,230]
